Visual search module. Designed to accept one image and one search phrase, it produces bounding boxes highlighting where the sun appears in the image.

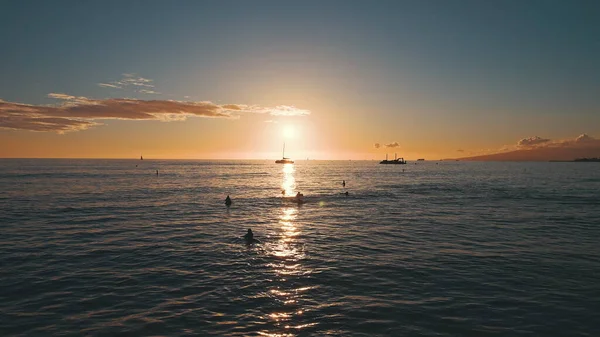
[283,125,295,139]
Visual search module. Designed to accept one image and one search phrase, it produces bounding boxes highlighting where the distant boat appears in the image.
[417,158,425,161]
[380,153,406,165]
[275,143,294,164]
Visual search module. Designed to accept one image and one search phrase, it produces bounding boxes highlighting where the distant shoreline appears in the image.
[549,158,600,162]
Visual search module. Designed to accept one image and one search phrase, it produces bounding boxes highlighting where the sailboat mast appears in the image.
[282,142,285,157]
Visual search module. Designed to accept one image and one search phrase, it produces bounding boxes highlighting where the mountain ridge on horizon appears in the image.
[447,146,600,162]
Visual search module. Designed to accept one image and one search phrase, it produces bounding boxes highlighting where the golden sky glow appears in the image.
[1,2,599,160]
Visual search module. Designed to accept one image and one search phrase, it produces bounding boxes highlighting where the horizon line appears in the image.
[0,157,445,161]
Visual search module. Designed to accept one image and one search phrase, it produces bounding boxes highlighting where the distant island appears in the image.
[445,147,600,162]
[572,158,600,162]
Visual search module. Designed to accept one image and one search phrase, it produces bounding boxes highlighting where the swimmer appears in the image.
[244,229,260,244]
[244,228,253,241]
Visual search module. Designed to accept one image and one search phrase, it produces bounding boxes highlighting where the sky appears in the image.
[1,0,599,160]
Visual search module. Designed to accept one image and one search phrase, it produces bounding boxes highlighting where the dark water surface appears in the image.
[1,159,599,336]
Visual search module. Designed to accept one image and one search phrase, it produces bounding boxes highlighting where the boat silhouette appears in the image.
[380,153,406,164]
[275,143,294,164]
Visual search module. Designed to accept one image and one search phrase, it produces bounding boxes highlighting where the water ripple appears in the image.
[1,160,599,336]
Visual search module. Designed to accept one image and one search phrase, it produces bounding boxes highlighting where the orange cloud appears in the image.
[385,142,400,148]
[0,94,310,133]
[0,114,96,133]
[517,136,551,148]
[221,104,246,110]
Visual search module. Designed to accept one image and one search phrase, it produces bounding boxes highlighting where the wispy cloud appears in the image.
[115,73,154,88]
[0,94,311,133]
[96,75,311,118]
[261,105,310,116]
[98,73,155,90]
[373,143,381,149]
[48,93,77,100]
[138,89,161,95]
[385,142,400,148]
[47,93,93,105]
[98,83,122,89]
[220,104,309,117]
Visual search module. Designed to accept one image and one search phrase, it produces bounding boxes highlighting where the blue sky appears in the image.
[1,0,599,159]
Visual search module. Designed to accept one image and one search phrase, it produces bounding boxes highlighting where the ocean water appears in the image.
[1,159,599,336]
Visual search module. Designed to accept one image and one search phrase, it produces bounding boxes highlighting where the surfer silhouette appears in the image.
[244,228,260,244]
[225,195,232,206]
[244,229,253,241]
[342,180,346,187]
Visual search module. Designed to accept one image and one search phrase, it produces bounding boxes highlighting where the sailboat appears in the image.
[275,143,294,164]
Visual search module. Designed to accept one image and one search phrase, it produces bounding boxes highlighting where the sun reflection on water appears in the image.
[281,164,295,197]
[260,165,316,335]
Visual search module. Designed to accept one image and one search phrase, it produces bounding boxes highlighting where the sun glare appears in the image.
[283,125,295,139]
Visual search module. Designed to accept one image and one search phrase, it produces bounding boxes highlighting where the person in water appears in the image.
[225,195,232,206]
[244,229,261,244]
[296,192,304,198]
[342,180,346,187]
[244,229,254,241]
